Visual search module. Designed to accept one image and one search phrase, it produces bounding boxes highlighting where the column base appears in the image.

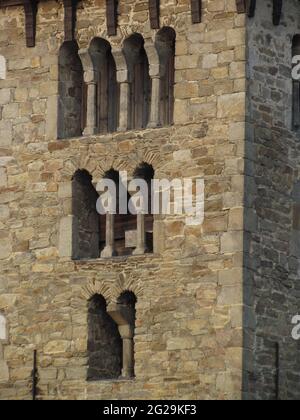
[83,127,98,136]
[120,369,134,379]
[101,246,117,259]
[147,121,162,129]
[132,247,147,256]
[117,126,129,132]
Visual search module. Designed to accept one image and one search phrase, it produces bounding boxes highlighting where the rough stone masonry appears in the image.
[0,0,299,400]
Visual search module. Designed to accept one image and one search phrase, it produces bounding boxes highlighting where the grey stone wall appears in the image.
[245,0,300,400]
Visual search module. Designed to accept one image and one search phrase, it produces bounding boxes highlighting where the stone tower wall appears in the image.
[0,0,246,400]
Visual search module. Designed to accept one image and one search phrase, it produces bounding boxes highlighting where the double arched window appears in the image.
[88,291,137,381]
[58,28,176,139]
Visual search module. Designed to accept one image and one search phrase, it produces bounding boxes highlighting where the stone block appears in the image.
[59,216,75,258]
[0,236,11,260]
[217,93,245,119]
[0,360,9,382]
[0,89,11,105]
[202,54,218,69]
[221,232,243,253]
[217,285,243,306]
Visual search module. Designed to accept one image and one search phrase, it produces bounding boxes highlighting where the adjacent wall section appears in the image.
[245,0,300,400]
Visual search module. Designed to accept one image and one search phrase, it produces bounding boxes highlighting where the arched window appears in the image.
[123,34,151,130]
[0,55,6,80]
[58,41,84,139]
[72,170,101,260]
[133,163,155,253]
[156,27,176,126]
[292,35,300,129]
[89,38,119,134]
[87,295,122,381]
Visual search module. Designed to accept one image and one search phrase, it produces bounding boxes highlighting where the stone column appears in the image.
[79,49,98,135]
[148,76,161,128]
[144,42,161,128]
[118,81,130,131]
[101,213,116,258]
[112,48,130,132]
[107,304,135,379]
[119,325,134,378]
[84,71,97,136]
[0,314,9,382]
[133,213,147,255]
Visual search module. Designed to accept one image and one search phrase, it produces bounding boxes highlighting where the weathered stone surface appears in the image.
[0,361,9,383]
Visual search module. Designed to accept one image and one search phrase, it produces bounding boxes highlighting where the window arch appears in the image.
[89,38,119,134]
[0,55,6,80]
[292,35,300,129]
[58,41,84,139]
[72,170,101,260]
[155,27,176,126]
[87,294,122,381]
[123,34,151,130]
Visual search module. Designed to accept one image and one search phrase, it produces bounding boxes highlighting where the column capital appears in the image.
[84,71,97,84]
[107,303,135,330]
[112,48,130,83]
[78,48,95,77]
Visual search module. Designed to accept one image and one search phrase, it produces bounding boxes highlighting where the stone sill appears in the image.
[87,378,136,384]
[74,253,160,265]
[55,125,174,145]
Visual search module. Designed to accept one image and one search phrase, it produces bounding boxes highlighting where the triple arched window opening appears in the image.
[72,163,155,261]
[58,28,176,139]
